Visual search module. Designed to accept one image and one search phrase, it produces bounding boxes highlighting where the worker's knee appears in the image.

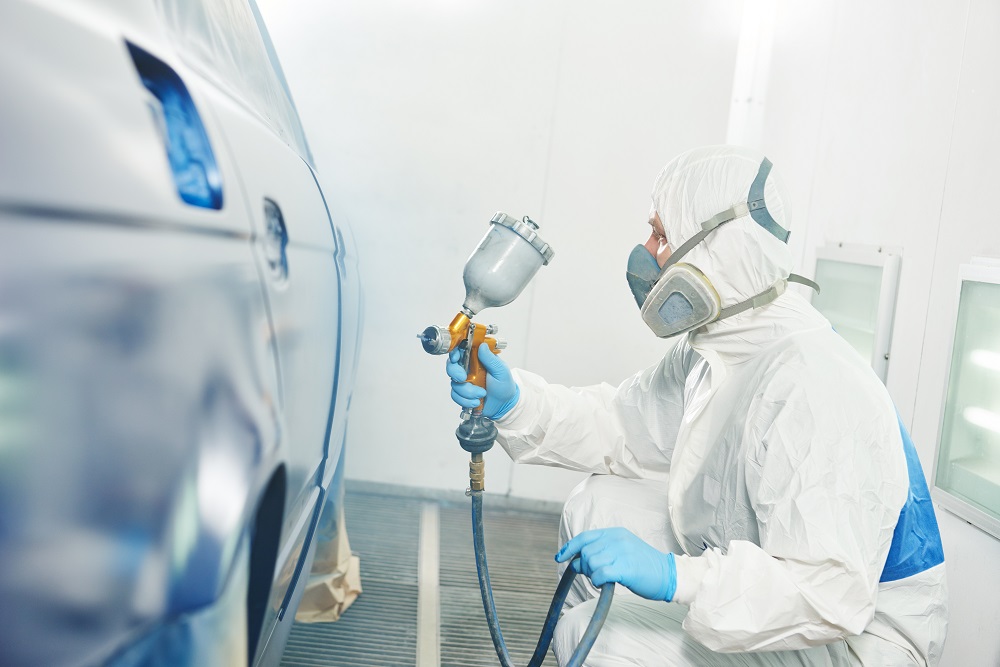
[560,475,627,542]
[553,598,596,662]
[559,474,680,555]
[555,597,693,666]
[560,475,597,538]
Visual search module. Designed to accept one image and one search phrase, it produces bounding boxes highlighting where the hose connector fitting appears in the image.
[469,456,485,492]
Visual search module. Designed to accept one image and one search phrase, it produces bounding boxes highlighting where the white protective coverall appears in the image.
[493,146,948,666]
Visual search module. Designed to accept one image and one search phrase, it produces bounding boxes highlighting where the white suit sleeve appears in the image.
[671,380,909,652]
[494,342,692,479]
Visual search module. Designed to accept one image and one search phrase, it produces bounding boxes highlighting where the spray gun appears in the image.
[418,211,554,478]
[419,213,612,667]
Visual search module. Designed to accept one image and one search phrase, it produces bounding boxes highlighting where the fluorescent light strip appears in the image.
[963,406,1000,435]
[970,349,1000,373]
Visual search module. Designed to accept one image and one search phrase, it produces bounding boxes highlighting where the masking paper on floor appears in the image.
[295,506,362,623]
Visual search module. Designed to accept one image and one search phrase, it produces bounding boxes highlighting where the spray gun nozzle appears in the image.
[418,325,451,355]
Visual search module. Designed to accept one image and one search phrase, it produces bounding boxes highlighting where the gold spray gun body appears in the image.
[418,212,554,492]
[420,311,505,412]
[419,311,505,492]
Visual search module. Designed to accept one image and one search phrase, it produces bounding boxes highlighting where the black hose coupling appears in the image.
[456,412,497,454]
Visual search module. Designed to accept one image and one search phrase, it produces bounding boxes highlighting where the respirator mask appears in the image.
[626,158,818,338]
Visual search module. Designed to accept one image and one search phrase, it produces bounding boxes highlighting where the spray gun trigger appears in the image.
[454,339,471,373]
[462,323,477,374]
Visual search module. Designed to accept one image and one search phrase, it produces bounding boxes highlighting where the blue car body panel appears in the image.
[0,1,361,665]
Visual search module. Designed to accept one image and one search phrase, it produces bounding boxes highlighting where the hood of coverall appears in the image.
[649,145,816,365]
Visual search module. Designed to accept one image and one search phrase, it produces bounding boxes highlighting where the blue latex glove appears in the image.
[446,344,520,420]
[556,527,677,602]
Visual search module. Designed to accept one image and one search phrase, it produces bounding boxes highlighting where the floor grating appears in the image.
[438,502,561,667]
[280,491,562,667]
[279,491,422,667]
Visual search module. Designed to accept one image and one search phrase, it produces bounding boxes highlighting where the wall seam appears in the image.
[908,0,972,434]
[798,0,840,275]
[508,3,571,496]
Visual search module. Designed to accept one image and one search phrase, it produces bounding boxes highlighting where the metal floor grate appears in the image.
[280,490,562,667]
[439,502,561,667]
[438,502,560,591]
[281,577,419,667]
[280,491,422,667]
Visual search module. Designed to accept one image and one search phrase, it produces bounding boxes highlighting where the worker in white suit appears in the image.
[448,145,948,666]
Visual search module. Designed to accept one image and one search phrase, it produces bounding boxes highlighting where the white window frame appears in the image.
[812,243,902,383]
[931,260,1000,539]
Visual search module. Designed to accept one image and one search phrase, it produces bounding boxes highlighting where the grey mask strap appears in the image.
[789,273,820,293]
[658,158,786,281]
[655,202,749,280]
[693,280,786,334]
[748,158,790,243]
[650,157,794,296]
[692,272,821,334]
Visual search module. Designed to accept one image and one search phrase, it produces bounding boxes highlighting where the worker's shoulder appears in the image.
[757,326,887,406]
[747,329,902,468]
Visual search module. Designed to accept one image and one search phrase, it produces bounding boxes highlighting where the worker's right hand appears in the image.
[446,344,520,420]
[556,527,677,602]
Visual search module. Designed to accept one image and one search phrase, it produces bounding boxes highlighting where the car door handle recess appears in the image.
[263,198,289,282]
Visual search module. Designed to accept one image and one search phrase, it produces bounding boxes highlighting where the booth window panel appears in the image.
[811,259,884,365]
[936,279,1000,524]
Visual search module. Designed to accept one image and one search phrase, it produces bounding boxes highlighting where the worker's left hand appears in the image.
[556,527,677,602]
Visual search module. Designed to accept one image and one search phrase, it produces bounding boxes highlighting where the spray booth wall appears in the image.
[259,1,1000,663]
[257,0,743,502]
